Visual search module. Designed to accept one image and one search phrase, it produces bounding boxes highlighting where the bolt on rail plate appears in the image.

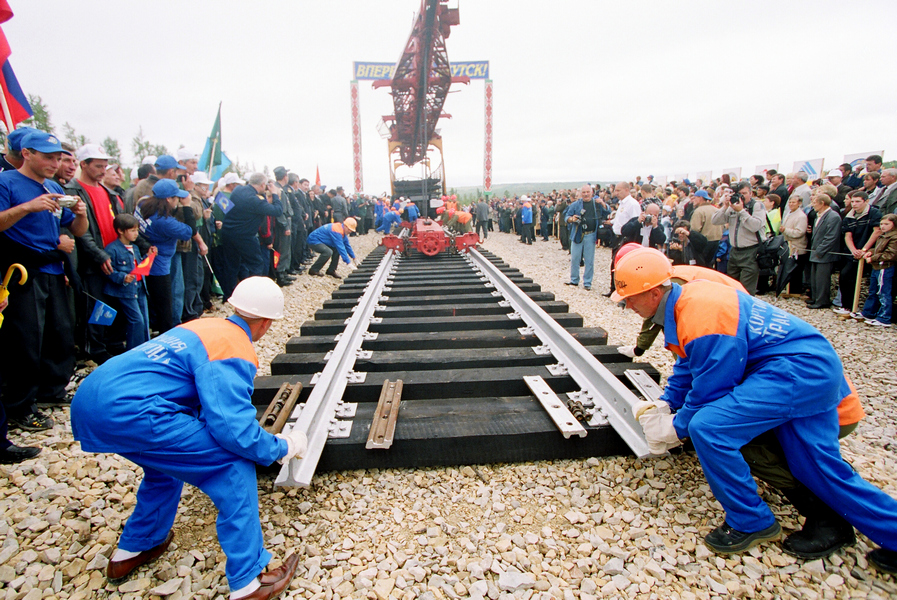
[546,363,568,376]
[328,420,352,439]
[334,402,357,418]
[524,375,587,439]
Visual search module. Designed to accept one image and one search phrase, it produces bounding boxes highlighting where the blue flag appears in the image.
[213,191,233,214]
[87,300,117,326]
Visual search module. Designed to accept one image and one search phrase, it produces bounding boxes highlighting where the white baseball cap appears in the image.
[191,171,214,185]
[222,172,245,186]
[141,155,157,165]
[75,143,112,162]
[177,147,199,162]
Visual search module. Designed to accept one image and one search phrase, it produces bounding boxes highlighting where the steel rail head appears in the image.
[276,249,399,487]
[466,249,652,458]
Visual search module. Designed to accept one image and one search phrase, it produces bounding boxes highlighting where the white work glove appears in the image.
[276,429,308,464]
[634,399,670,420]
[636,402,682,455]
[618,346,637,359]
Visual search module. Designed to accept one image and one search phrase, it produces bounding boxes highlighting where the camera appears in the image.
[58,195,80,208]
[580,209,593,232]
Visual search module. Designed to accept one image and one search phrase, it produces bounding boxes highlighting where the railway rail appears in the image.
[252,246,661,487]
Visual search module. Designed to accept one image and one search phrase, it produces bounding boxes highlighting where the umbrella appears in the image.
[775,248,800,297]
[0,263,28,329]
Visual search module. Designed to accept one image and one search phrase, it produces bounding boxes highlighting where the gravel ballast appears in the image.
[2,229,895,599]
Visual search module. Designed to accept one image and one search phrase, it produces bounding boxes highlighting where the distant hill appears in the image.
[448,181,610,202]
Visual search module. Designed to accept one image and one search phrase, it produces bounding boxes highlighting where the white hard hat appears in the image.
[228,276,285,319]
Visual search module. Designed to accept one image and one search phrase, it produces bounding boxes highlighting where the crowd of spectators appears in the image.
[0,126,391,461]
[463,155,896,326]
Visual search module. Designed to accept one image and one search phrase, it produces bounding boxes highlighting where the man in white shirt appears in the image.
[604,182,642,296]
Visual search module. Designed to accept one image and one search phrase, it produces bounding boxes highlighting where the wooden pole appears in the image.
[851,258,865,314]
[0,90,16,136]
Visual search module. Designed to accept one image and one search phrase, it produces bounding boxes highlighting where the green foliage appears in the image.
[101,137,122,165]
[131,127,168,163]
[21,95,54,134]
[62,122,89,147]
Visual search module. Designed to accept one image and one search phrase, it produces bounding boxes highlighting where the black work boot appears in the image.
[781,485,855,559]
[867,548,897,575]
[704,521,782,554]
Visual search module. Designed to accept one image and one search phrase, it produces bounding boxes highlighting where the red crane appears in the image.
[374,0,468,197]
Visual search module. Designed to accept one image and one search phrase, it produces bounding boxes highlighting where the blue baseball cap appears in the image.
[154,155,185,171]
[152,179,190,199]
[7,126,39,152]
[19,130,72,155]
[695,190,711,200]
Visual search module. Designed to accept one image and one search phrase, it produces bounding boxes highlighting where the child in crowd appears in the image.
[860,214,897,327]
[104,214,153,348]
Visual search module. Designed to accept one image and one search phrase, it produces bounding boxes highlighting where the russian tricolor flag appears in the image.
[0,1,33,131]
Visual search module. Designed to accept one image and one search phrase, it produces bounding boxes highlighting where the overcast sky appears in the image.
[6,0,895,193]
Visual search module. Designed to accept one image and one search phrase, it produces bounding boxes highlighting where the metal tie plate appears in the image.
[524,375,587,439]
[625,369,664,403]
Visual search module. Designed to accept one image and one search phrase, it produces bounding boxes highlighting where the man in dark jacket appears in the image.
[218,173,283,301]
[619,203,666,250]
[271,167,294,287]
[330,187,349,223]
[807,193,842,309]
[287,175,309,273]
[65,144,123,363]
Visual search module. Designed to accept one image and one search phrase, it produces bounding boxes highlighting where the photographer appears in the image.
[668,220,710,267]
[711,181,766,294]
[619,203,666,250]
[564,184,599,290]
[217,174,283,301]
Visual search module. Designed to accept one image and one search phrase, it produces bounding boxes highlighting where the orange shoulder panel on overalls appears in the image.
[178,319,259,367]
[332,223,346,236]
[671,265,748,293]
[838,376,865,426]
[670,281,741,354]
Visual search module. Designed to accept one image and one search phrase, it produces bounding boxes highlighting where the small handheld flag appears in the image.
[213,191,233,214]
[131,252,156,277]
[88,300,117,326]
[273,250,280,269]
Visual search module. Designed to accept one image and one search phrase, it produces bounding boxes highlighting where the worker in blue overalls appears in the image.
[71,277,308,599]
[614,247,897,575]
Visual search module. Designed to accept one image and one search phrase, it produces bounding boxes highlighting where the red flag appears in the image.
[272,250,280,269]
[131,253,156,277]
[0,0,33,131]
[315,165,321,187]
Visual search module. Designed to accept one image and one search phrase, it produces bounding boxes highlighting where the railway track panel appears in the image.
[253,247,661,479]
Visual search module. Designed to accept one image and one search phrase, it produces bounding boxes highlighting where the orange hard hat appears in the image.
[343,217,357,232]
[610,247,673,302]
[614,242,643,266]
